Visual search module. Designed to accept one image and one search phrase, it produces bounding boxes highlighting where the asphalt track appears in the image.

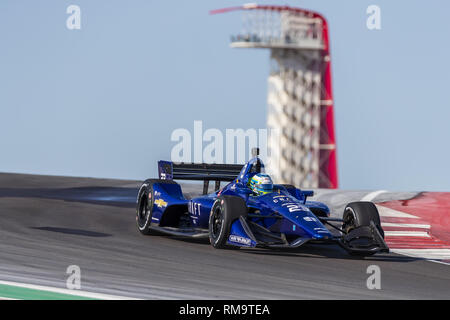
[0,172,449,299]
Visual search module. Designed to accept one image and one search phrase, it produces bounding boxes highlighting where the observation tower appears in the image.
[211,4,338,188]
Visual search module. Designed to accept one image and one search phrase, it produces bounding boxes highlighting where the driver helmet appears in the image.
[249,173,274,196]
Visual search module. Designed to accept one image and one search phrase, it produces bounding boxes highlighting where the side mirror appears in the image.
[297,190,313,203]
[302,190,314,197]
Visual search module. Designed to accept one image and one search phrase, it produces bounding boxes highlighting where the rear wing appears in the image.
[158,161,243,194]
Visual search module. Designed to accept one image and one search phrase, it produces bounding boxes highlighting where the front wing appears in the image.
[227,216,389,255]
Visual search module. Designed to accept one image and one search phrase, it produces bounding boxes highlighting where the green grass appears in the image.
[0,284,98,300]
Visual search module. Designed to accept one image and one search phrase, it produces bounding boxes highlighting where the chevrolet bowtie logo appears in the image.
[154,199,168,208]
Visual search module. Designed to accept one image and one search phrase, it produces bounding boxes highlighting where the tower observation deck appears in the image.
[211,4,338,189]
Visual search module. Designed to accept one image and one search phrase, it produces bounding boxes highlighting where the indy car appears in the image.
[136,149,389,256]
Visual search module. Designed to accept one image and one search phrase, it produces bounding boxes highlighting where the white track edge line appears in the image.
[0,280,139,300]
[361,190,387,202]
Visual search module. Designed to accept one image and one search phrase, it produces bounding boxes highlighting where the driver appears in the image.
[249,173,274,196]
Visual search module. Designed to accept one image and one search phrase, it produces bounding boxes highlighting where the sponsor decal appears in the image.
[303,216,318,222]
[273,195,290,203]
[189,202,201,216]
[284,203,304,212]
[278,201,308,212]
[229,235,252,245]
[154,199,168,208]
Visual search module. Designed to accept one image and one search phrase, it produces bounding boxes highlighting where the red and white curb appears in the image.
[371,192,450,265]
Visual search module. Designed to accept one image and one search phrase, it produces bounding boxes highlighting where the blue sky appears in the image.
[0,0,449,191]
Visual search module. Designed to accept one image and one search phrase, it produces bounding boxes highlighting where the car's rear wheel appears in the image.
[136,181,155,235]
[137,179,180,235]
[209,195,247,249]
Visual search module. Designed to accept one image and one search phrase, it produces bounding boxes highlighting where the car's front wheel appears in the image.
[341,201,385,256]
[342,201,384,238]
[209,195,247,249]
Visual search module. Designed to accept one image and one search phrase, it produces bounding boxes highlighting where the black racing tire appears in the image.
[342,201,384,239]
[136,179,177,235]
[209,195,248,249]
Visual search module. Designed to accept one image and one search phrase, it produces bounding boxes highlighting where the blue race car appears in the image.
[136,149,388,256]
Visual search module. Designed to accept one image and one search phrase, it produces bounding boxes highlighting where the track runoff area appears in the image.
[0,173,448,304]
[317,189,450,265]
